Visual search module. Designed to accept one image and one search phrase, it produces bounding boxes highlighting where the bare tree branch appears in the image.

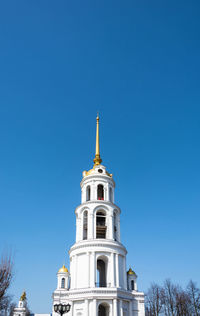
[0,254,13,312]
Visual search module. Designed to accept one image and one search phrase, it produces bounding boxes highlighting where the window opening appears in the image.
[61,278,65,288]
[96,211,106,238]
[97,184,104,200]
[86,186,90,201]
[83,211,88,240]
[98,304,109,316]
[131,280,135,290]
[96,259,106,287]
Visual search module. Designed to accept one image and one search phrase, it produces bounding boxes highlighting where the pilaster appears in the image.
[113,299,118,316]
[116,253,119,287]
[120,300,123,316]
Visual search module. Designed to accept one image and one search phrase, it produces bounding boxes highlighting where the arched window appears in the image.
[109,187,113,202]
[98,304,109,316]
[86,186,90,201]
[114,212,117,241]
[131,280,135,290]
[96,259,106,287]
[61,278,65,288]
[83,211,88,240]
[96,211,106,238]
[97,184,104,200]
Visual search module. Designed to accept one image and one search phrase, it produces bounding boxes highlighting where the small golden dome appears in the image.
[127,267,136,275]
[20,291,26,301]
[82,165,112,178]
[58,265,68,273]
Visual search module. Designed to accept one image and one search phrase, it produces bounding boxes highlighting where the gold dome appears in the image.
[20,291,26,301]
[83,166,112,178]
[127,267,136,275]
[58,265,68,273]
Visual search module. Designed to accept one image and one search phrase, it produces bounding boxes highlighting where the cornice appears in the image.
[75,200,121,214]
[53,288,144,301]
[68,240,127,255]
[80,174,115,187]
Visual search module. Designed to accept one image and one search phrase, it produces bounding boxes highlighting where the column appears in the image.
[129,300,132,316]
[113,299,117,316]
[82,186,86,203]
[93,252,96,287]
[71,301,74,316]
[111,252,115,287]
[70,256,74,289]
[92,181,96,200]
[120,300,123,316]
[123,256,127,289]
[116,254,119,287]
[110,301,113,316]
[94,211,96,239]
[90,252,95,287]
[89,213,94,239]
[87,252,90,287]
[104,185,107,201]
[106,183,109,201]
[85,299,89,316]
[109,212,114,240]
[75,255,77,288]
[93,299,97,315]
[117,215,120,242]
[77,217,82,242]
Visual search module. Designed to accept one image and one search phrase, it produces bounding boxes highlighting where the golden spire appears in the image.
[93,113,102,166]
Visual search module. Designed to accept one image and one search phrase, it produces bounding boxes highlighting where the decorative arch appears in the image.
[98,302,110,316]
[96,255,108,287]
[94,205,109,214]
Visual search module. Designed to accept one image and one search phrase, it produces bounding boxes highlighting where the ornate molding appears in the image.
[69,240,127,255]
[53,288,144,301]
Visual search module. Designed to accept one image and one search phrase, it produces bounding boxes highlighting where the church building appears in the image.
[52,115,145,316]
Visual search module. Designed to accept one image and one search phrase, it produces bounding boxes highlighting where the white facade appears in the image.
[52,116,145,316]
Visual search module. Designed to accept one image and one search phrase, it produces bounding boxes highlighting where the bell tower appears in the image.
[52,115,145,316]
[13,292,27,316]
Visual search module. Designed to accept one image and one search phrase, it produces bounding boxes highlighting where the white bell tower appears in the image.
[52,115,145,316]
[13,292,27,316]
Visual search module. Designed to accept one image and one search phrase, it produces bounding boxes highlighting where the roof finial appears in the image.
[93,113,102,166]
[20,291,26,301]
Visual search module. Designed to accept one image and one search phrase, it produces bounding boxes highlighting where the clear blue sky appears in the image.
[0,0,200,313]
